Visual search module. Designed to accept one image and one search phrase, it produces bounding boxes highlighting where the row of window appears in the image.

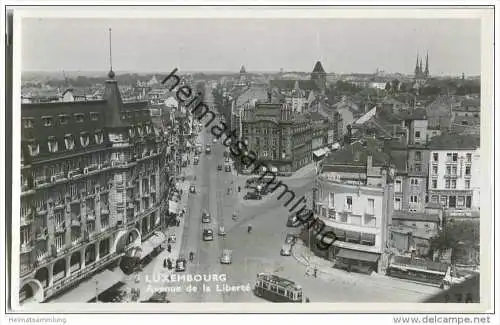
[394,195,473,210]
[432,152,473,163]
[26,131,104,156]
[23,113,100,129]
[431,179,471,189]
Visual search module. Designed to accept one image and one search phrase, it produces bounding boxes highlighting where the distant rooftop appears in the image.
[427,133,480,150]
[322,138,389,168]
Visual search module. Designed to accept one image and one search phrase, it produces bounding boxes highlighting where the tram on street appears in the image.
[386,255,450,287]
[254,273,303,303]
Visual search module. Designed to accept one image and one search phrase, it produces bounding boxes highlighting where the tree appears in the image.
[385,82,391,92]
[391,79,400,92]
[429,220,479,264]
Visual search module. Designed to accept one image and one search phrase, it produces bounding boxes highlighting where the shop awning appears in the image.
[336,248,380,263]
[168,200,179,214]
[315,233,335,245]
[48,270,123,303]
[140,231,167,260]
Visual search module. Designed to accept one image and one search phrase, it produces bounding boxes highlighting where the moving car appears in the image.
[220,249,232,264]
[217,164,223,171]
[244,191,262,200]
[225,165,231,172]
[280,244,292,256]
[203,229,214,241]
[193,156,199,165]
[213,138,218,143]
[168,234,177,243]
[205,147,211,154]
[218,225,227,236]
[189,185,196,193]
[202,211,211,223]
[175,258,187,272]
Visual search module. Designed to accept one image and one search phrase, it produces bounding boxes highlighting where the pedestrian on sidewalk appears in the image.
[163,259,167,268]
[176,219,180,227]
[314,267,318,278]
[167,244,172,253]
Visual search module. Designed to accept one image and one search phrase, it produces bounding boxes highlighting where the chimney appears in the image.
[367,155,373,170]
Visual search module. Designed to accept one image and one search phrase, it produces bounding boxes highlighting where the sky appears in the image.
[21,18,481,75]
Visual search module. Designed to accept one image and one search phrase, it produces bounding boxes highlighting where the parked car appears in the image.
[175,258,187,272]
[280,244,292,256]
[168,234,177,243]
[218,225,227,236]
[225,165,231,172]
[220,249,232,264]
[203,229,214,241]
[243,192,262,200]
[217,164,223,171]
[193,157,199,165]
[202,211,211,223]
[189,185,196,193]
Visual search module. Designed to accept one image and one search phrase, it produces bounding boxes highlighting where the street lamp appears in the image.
[95,280,99,303]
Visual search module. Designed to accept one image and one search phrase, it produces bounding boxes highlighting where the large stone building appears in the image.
[19,70,172,304]
[241,102,312,174]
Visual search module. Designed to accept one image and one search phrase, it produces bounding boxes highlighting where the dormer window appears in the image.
[80,132,90,147]
[59,114,69,125]
[64,134,75,150]
[137,126,143,137]
[146,125,151,134]
[74,113,84,123]
[121,112,127,120]
[48,137,59,153]
[28,140,39,156]
[94,130,103,144]
[90,112,99,121]
[129,128,135,138]
[42,116,53,127]
[22,118,34,128]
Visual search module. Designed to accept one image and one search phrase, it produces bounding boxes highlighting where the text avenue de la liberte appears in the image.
[161,68,337,251]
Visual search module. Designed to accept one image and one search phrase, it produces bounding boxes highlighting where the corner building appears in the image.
[19,71,169,304]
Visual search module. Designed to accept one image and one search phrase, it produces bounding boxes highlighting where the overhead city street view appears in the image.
[16,16,483,307]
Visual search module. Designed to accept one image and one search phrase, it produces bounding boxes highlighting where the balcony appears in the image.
[20,214,34,227]
[115,180,124,189]
[20,241,34,254]
[70,195,80,204]
[111,160,126,168]
[101,162,111,170]
[21,183,34,194]
[54,200,65,210]
[444,174,459,179]
[51,173,67,183]
[36,252,49,264]
[87,210,96,221]
[68,169,83,179]
[83,164,99,174]
[36,205,48,216]
[320,215,380,235]
[150,187,156,194]
[55,222,66,234]
[35,228,48,241]
[71,217,81,228]
[101,206,110,215]
[127,203,135,210]
[34,176,50,188]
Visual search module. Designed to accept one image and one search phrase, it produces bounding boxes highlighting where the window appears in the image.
[59,115,68,125]
[431,195,439,203]
[411,178,419,185]
[410,195,418,203]
[394,198,401,210]
[414,164,422,172]
[328,192,335,208]
[452,166,457,175]
[48,138,59,153]
[445,180,450,189]
[346,196,352,210]
[42,116,53,127]
[80,133,90,147]
[64,134,75,150]
[415,131,421,138]
[432,165,438,174]
[415,151,422,161]
[465,180,471,189]
[395,180,402,192]
[452,153,458,162]
[90,112,99,121]
[446,153,452,162]
[446,166,451,175]
[23,118,34,128]
[449,196,457,208]
[367,199,375,215]
[94,130,103,144]
[432,180,437,189]
[433,153,439,162]
[465,166,471,176]
[129,128,135,138]
[457,196,465,207]
[28,141,39,156]
[74,113,84,123]
[451,179,457,189]
[466,153,472,163]
[466,196,472,208]
[440,196,448,206]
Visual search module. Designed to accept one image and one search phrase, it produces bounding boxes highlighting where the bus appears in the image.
[254,273,303,303]
[386,255,450,287]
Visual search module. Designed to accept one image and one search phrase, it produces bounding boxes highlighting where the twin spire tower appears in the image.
[414,52,430,79]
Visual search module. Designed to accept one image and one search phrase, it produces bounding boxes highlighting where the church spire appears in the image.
[419,58,423,74]
[107,28,115,79]
[414,53,420,75]
[425,52,429,77]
